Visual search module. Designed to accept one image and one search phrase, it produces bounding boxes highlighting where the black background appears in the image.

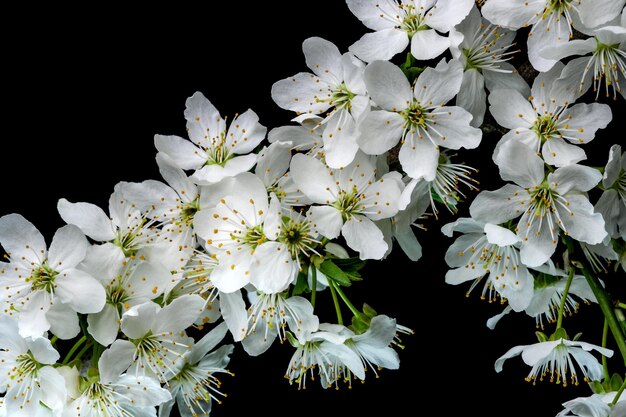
[1,3,624,416]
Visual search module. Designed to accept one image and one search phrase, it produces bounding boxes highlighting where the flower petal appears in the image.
[470,184,528,224]
[250,242,298,294]
[55,268,105,314]
[57,199,115,242]
[410,29,450,60]
[47,225,89,270]
[184,92,226,148]
[495,140,545,188]
[520,340,561,366]
[346,0,400,30]
[457,69,487,127]
[323,109,360,169]
[549,164,602,194]
[271,72,332,114]
[399,131,439,181]
[99,339,136,384]
[154,134,206,170]
[87,303,120,346]
[558,194,608,245]
[414,59,464,106]
[308,205,344,239]
[357,110,404,155]
[517,210,559,267]
[219,291,247,342]
[0,214,46,267]
[46,301,80,340]
[26,336,60,364]
[577,0,625,28]
[482,0,547,28]
[303,37,343,85]
[559,103,612,144]
[542,138,587,167]
[225,109,267,154]
[364,60,412,111]
[155,153,197,202]
[120,301,159,339]
[290,154,337,203]
[527,15,569,72]
[488,89,535,129]
[342,215,388,260]
[191,153,258,185]
[350,29,409,62]
[430,106,482,150]
[485,223,520,246]
[154,294,205,334]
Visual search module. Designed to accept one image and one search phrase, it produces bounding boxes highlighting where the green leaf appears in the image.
[292,270,310,296]
[319,260,352,287]
[333,257,366,273]
[611,373,624,391]
[589,380,605,394]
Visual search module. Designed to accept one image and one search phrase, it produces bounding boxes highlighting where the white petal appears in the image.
[346,0,400,30]
[492,128,540,164]
[429,106,482,150]
[357,110,404,155]
[457,69,487,127]
[445,266,487,285]
[210,250,253,293]
[119,180,179,220]
[410,29,449,60]
[255,142,292,186]
[0,213,46,266]
[395,228,423,261]
[87,303,120,346]
[483,63,531,97]
[603,144,622,187]
[184,92,225,148]
[364,60,412,111]
[342,215,388,260]
[540,38,596,62]
[321,342,366,380]
[488,89,535,129]
[426,0,474,32]
[470,184,528,224]
[303,37,343,84]
[558,194,608,245]
[399,131,439,181]
[542,138,586,167]
[219,291,248,342]
[26,336,59,364]
[268,125,320,151]
[154,134,206,170]
[115,375,172,407]
[99,339,135,384]
[154,294,205,334]
[46,301,80,340]
[18,291,51,337]
[290,154,337,204]
[127,261,173,302]
[271,72,332,114]
[360,174,402,220]
[518,210,559,267]
[56,365,80,400]
[555,56,595,100]
[188,322,228,364]
[57,199,115,242]
[577,0,626,28]
[0,316,25,352]
[242,325,277,356]
[559,103,612,144]
[499,266,534,312]
[121,301,159,339]
[37,366,66,414]
[596,190,621,239]
[527,15,569,72]
[414,59,464,106]
[250,242,298,294]
[487,306,513,329]
[155,153,197,202]
[324,111,360,169]
[549,164,602,194]
[225,109,267,154]
[349,29,409,62]
[485,223,520,246]
[520,340,561,365]
[285,296,319,343]
[47,225,89,270]
[495,344,527,372]
[264,193,282,241]
[530,61,571,114]
[444,233,484,268]
[494,140,545,188]
[81,243,123,284]
[55,268,106,314]
[482,0,547,28]
[441,217,485,237]
[308,206,344,239]
[191,153,258,185]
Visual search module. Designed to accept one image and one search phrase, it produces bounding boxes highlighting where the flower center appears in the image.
[14,352,40,378]
[242,225,267,248]
[106,276,130,311]
[333,188,363,220]
[590,39,626,99]
[546,0,572,15]
[280,218,316,259]
[205,141,233,167]
[398,5,427,37]
[181,198,200,223]
[402,103,429,130]
[84,382,133,417]
[28,263,57,293]
[532,115,560,142]
[330,83,355,110]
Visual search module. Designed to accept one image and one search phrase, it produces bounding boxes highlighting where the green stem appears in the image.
[71,342,93,365]
[311,266,317,309]
[91,343,104,368]
[556,268,575,329]
[617,302,626,310]
[62,335,87,365]
[613,379,626,405]
[50,336,58,346]
[333,285,361,318]
[328,281,343,325]
[602,318,610,381]
[581,265,626,365]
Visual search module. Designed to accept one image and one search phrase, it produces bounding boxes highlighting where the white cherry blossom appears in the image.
[596,144,626,239]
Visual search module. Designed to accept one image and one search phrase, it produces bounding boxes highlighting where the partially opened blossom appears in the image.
[449,5,529,126]
[346,0,474,61]
[160,323,234,417]
[482,0,624,71]
[442,218,534,312]
[490,64,612,167]
[543,23,626,100]
[0,214,105,338]
[496,338,613,386]
[272,37,369,168]
[155,91,266,184]
[290,152,403,259]
[470,140,607,267]
[0,316,66,417]
[596,144,626,239]
[557,392,626,417]
[347,315,400,373]
[65,339,171,417]
[358,59,481,181]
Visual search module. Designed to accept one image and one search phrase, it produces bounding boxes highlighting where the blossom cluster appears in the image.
[0,1,625,416]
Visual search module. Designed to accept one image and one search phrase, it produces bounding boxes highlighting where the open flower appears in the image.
[596,144,626,239]
[442,218,534,311]
[347,315,400,373]
[490,64,612,168]
[557,392,626,417]
[271,37,369,168]
[155,91,266,184]
[346,0,474,61]
[0,316,66,417]
[0,214,105,338]
[290,152,403,259]
[495,338,613,386]
[357,59,481,181]
[470,140,607,267]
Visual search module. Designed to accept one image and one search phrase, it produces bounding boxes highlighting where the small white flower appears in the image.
[449,5,529,127]
[543,23,626,100]
[596,144,626,239]
[117,295,205,383]
[347,315,400,373]
[242,294,319,356]
[0,316,66,417]
[490,64,612,168]
[290,152,403,259]
[271,37,369,168]
[155,91,266,184]
[358,59,482,181]
[346,0,474,62]
[557,391,626,417]
[495,338,613,386]
[471,140,607,267]
[0,214,105,338]
[65,340,171,417]
[482,0,624,71]
[442,218,534,311]
[160,323,234,417]
[285,324,365,389]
